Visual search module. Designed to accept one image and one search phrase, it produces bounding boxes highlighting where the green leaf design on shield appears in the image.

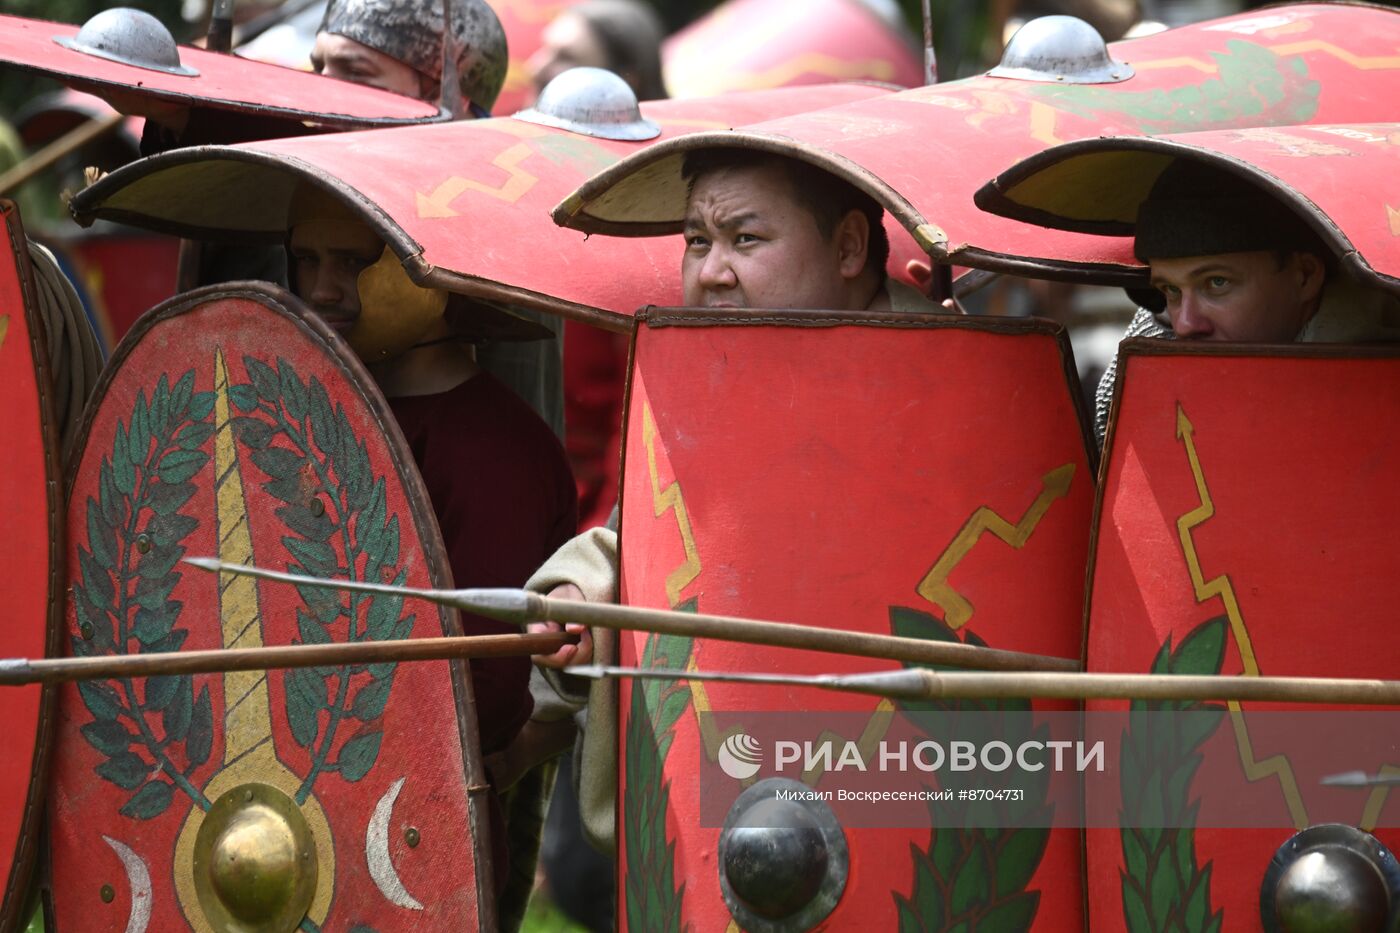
[1119,617,1227,932]
[890,606,1050,932]
[623,598,695,931]
[72,371,216,818]
[231,356,414,804]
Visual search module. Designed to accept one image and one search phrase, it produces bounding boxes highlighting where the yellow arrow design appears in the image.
[1174,403,1308,828]
[415,142,538,218]
[917,463,1075,629]
[0,315,9,355]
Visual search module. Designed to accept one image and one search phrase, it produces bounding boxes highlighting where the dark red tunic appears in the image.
[389,370,577,753]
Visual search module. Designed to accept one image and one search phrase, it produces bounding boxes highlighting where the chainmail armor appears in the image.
[1094,305,1171,448]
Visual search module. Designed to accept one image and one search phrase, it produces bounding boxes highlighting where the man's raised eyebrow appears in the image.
[712,211,761,230]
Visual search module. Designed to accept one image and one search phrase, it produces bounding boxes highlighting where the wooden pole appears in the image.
[187,558,1082,672]
[571,665,1400,707]
[921,0,937,85]
[0,632,572,686]
[0,112,125,197]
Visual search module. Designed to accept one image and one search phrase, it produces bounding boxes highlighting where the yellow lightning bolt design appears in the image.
[1174,403,1308,828]
[916,463,1075,629]
[1266,39,1400,70]
[642,403,700,606]
[1177,403,1397,830]
[415,142,538,218]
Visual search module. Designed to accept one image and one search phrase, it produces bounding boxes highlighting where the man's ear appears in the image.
[835,209,870,281]
[1294,251,1327,305]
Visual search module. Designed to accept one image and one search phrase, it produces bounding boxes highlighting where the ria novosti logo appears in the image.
[718,732,763,779]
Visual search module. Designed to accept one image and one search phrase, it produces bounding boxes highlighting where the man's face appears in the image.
[288,219,384,334]
[682,163,846,310]
[1149,251,1323,342]
[527,12,608,97]
[311,33,423,99]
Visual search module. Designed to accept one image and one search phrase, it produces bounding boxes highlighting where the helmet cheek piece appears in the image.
[347,246,448,362]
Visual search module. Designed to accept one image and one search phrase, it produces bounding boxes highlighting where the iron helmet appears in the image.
[318,0,507,113]
[515,66,660,140]
[988,14,1133,84]
[55,7,198,76]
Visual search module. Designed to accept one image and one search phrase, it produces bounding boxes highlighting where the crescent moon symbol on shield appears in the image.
[367,776,425,910]
[102,835,152,933]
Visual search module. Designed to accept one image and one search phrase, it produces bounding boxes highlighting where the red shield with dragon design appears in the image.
[0,201,63,933]
[1085,341,1400,931]
[47,284,491,931]
[615,310,1094,931]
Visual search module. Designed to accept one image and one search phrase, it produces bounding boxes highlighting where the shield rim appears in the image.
[972,131,1400,297]
[53,279,497,931]
[0,200,64,933]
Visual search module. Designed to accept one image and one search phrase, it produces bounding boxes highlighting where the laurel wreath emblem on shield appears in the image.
[71,369,217,819]
[623,599,696,931]
[890,606,1052,932]
[232,355,413,796]
[1118,617,1227,933]
[70,354,415,821]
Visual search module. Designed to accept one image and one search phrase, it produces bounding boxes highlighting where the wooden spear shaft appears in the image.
[0,112,124,197]
[571,665,1400,706]
[186,558,1081,673]
[0,632,573,687]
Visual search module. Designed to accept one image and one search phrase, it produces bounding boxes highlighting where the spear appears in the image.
[206,0,236,53]
[185,558,1081,673]
[1322,771,1400,788]
[568,665,1400,706]
[0,632,573,687]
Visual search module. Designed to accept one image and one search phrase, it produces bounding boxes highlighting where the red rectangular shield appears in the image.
[616,309,1095,931]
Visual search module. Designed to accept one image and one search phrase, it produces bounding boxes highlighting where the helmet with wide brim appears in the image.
[973,125,1400,297]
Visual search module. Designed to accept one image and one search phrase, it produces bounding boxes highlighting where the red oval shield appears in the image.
[662,0,923,97]
[0,201,63,933]
[616,310,1094,930]
[47,284,492,931]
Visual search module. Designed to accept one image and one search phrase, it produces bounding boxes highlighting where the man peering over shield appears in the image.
[312,0,507,117]
[491,146,940,850]
[1093,159,1400,443]
[284,182,578,903]
[312,0,567,445]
